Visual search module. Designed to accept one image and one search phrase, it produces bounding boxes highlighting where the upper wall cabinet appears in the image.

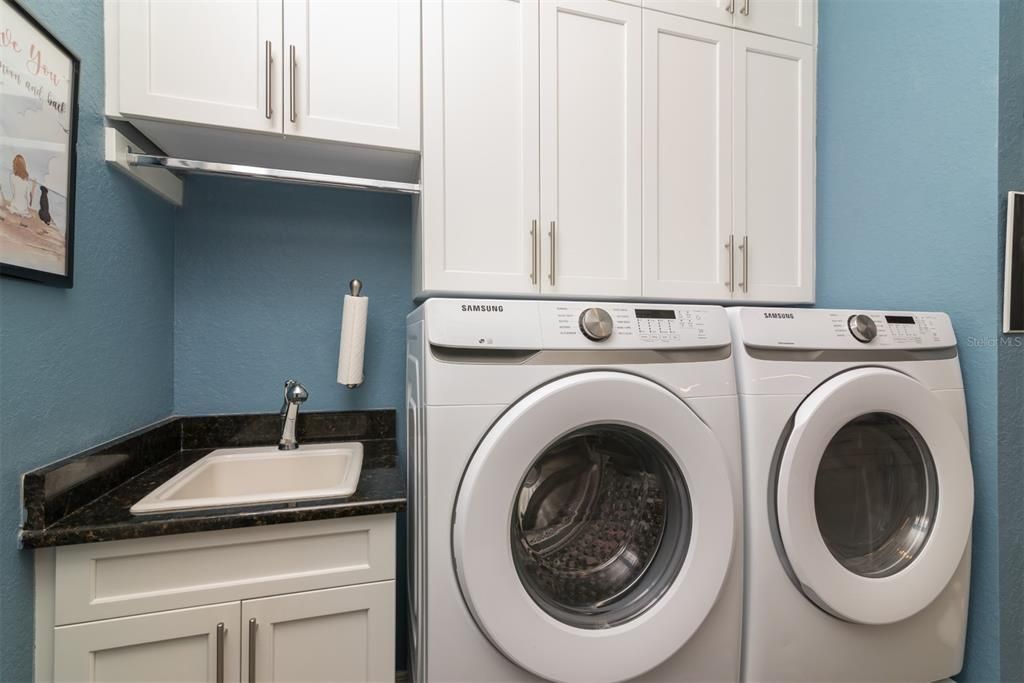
[282,0,420,150]
[107,0,420,181]
[642,11,733,300]
[732,31,815,302]
[117,0,281,135]
[643,0,815,44]
[420,0,540,296]
[539,1,643,298]
[419,0,641,299]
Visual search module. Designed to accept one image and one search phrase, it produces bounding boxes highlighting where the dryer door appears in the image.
[775,367,973,625]
[452,371,735,683]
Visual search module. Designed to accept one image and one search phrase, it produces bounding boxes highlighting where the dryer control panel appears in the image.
[423,299,731,350]
[735,307,957,351]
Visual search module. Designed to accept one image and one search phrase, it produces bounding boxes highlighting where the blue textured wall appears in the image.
[817,0,1002,679]
[172,175,414,670]
[0,1,177,679]
[173,175,412,417]
[998,0,1024,678]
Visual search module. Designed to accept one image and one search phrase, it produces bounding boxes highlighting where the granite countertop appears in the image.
[20,410,406,548]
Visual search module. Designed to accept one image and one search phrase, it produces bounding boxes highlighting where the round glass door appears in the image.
[814,413,938,578]
[452,372,735,683]
[775,368,973,625]
[512,425,691,629]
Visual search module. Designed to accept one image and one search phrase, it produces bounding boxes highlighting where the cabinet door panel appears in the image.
[734,0,815,44]
[540,0,642,297]
[734,32,814,303]
[642,12,733,300]
[118,0,280,133]
[54,602,240,683]
[420,0,540,295]
[284,0,420,150]
[243,582,395,683]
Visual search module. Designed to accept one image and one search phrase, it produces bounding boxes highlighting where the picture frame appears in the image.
[1004,191,1023,333]
[0,0,80,288]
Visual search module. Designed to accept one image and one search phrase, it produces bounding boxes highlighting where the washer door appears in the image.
[775,367,973,625]
[453,371,735,683]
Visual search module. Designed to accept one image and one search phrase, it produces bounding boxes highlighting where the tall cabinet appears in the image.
[418,0,816,303]
[420,0,641,298]
[733,31,815,302]
[642,11,814,302]
[539,1,642,297]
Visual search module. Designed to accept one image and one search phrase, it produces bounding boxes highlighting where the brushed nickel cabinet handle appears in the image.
[289,45,297,123]
[264,41,273,119]
[248,618,257,683]
[530,220,538,285]
[548,221,556,286]
[216,623,226,683]
[740,0,749,15]
[739,235,749,293]
[725,0,735,14]
[725,236,735,292]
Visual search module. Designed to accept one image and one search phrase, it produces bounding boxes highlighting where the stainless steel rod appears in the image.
[289,45,297,123]
[725,235,735,293]
[548,221,556,286]
[248,618,257,683]
[216,623,225,683]
[264,41,273,120]
[127,154,421,195]
[530,220,538,285]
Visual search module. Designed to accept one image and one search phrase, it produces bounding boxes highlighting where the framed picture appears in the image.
[0,0,79,288]
[1004,191,1023,333]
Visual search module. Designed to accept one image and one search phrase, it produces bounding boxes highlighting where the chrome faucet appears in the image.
[278,380,309,450]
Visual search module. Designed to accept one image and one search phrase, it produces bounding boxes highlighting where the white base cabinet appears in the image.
[39,516,397,683]
[243,583,395,683]
[54,603,241,683]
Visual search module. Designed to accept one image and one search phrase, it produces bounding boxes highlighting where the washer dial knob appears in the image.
[848,314,878,343]
[579,307,614,341]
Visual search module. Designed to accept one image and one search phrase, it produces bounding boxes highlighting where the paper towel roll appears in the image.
[337,293,368,387]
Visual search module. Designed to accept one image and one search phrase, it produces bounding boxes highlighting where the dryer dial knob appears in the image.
[848,314,878,343]
[579,308,614,341]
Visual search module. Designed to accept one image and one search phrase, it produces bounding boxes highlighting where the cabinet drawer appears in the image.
[54,515,396,625]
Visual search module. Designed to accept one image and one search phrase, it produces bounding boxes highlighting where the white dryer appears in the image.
[729,308,974,682]
[406,299,743,683]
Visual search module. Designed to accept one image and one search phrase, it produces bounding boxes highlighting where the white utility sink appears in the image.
[130,442,363,515]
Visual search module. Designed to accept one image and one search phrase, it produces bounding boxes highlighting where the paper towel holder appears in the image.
[342,279,365,389]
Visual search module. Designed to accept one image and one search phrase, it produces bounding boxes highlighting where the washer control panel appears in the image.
[736,307,956,351]
[543,302,728,349]
[422,299,731,350]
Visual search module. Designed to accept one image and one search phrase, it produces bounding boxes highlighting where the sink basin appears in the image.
[130,442,363,515]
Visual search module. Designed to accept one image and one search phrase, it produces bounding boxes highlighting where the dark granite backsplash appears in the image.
[21,410,401,547]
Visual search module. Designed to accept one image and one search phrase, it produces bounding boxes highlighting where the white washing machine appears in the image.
[406,299,743,683]
[728,307,974,682]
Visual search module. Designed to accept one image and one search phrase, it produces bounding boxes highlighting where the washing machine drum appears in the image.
[774,367,974,625]
[452,372,736,683]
